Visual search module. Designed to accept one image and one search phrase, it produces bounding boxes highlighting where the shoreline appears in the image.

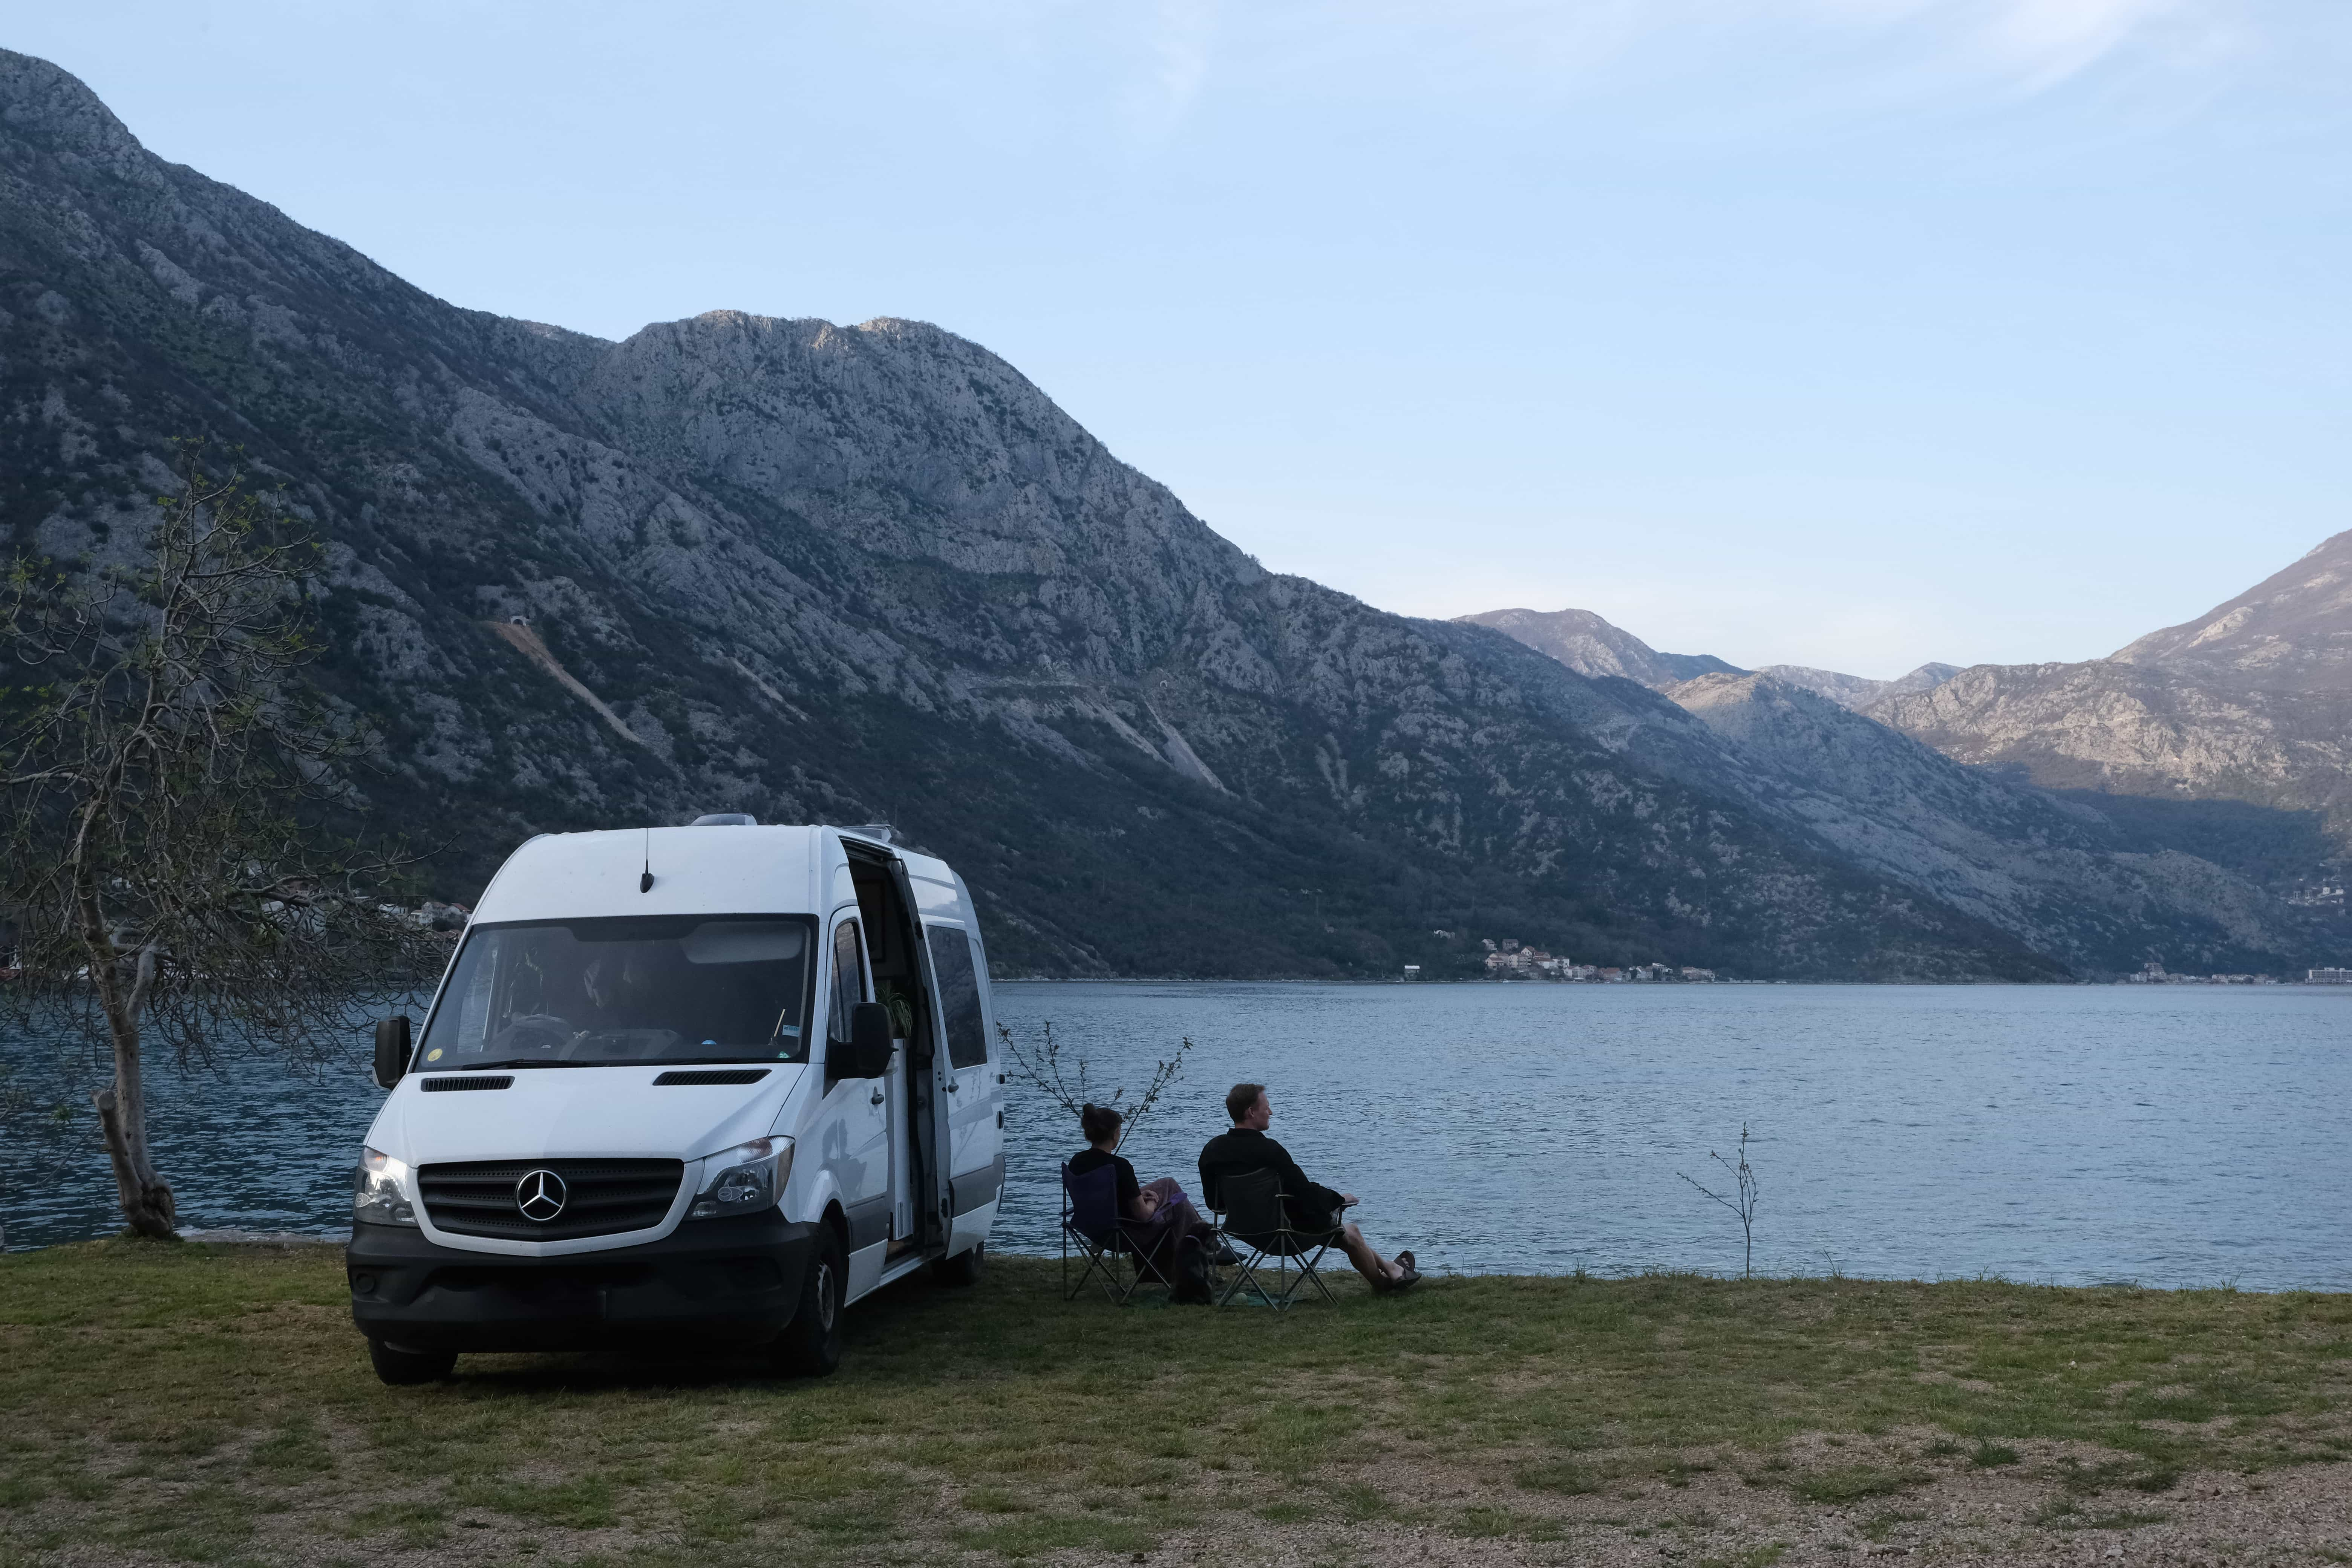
[10,1233,2343,1296]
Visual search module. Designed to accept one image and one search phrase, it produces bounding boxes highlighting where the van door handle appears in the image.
[946,1081,959,1093]
[870,1089,884,1106]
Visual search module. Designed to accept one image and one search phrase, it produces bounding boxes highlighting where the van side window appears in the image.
[827,920,866,1049]
[926,926,987,1069]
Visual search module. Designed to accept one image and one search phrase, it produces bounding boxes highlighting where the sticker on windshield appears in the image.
[426,1048,443,1061]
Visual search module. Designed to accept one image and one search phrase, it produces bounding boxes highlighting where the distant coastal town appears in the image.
[1439,945,2352,986]
[1457,938,1723,983]
[2129,962,2352,986]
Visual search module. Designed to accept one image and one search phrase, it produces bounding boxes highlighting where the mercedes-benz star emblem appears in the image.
[515,1169,568,1222]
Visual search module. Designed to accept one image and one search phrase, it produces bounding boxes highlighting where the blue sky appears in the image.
[15,2,2349,676]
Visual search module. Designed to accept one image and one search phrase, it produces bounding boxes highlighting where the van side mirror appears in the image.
[847,1001,893,1078]
[373,1016,412,1090]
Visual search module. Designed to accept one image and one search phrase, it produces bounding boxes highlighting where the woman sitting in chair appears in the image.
[1068,1103,1216,1292]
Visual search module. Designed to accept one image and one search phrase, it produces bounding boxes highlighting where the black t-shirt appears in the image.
[1068,1147,1140,1214]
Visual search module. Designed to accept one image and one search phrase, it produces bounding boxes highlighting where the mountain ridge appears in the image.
[1465,611,2324,971]
[1867,531,2352,879]
[1454,606,1744,690]
[1,47,2093,982]
[0,48,2323,979]
[1756,662,1962,710]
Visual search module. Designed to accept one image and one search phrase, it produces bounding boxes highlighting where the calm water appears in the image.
[3,984,2346,1289]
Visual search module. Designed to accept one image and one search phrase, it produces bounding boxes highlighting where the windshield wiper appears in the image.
[440,1058,600,1071]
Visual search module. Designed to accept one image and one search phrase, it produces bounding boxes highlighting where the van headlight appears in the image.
[353,1147,418,1226]
[689,1136,792,1220]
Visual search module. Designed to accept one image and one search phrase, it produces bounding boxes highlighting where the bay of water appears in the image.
[3,983,2345,1289]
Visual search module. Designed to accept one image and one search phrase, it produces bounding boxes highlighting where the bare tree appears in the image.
[996,1019,1193,1153]
[0,447,446,1239]
[1681,1122,1761,1279]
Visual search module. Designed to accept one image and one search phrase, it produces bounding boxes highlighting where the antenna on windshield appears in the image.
[640,824,654,894]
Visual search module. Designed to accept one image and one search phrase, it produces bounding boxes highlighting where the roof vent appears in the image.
[690,813,758,827]
[838,823,896,844]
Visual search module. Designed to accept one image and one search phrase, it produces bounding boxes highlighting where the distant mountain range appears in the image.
[1465,549,2352,964]
[1757,662,1961,710]
[1869,533,2352,878]
[1,48,2336,981]
[1456,608,1961,711]
[1455,608,1744,689]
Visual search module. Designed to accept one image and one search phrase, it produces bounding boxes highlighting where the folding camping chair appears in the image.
[1210,1167,1339,1308]
[1061,1162,1179,1305]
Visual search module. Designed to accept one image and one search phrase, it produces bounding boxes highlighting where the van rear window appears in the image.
[416,915,818,1070]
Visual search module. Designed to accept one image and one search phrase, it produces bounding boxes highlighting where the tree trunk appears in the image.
[93,1084,175,1239]
[90,942,175,1239]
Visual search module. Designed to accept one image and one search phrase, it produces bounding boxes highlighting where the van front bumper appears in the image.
[347,1212,819,1354]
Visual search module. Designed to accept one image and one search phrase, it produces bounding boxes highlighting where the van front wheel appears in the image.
[932,1240,984,1286]
[772,1230,844,1377]
[368,1339,456,1386]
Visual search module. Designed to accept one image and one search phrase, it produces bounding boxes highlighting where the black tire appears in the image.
[772,1228,845,1377]
[931,1239,985,1286]
[368,1338,456,1386]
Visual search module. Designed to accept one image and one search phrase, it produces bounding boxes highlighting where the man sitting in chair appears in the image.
[1197,1082,1420,1293]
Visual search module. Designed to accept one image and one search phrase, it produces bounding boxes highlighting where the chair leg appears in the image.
[1291,1245,1338,1305]
[1216,1246,1276,1308]
[1119,1236,1176,1305]
[1113,1243,1156,1306]
[1066,1231,1124,1303]
[1269,1234,1338,1306]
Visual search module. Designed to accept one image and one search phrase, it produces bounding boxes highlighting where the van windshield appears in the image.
[416,915,818,1069]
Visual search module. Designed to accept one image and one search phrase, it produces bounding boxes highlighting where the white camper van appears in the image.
[346,820,1002,1384]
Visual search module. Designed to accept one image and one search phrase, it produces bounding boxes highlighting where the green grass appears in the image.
[4,1240,2351,1564]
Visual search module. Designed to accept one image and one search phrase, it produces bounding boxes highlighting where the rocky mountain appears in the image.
[1756,662,1960,710]
[1454,607,1743,690]
[1870,534,2352,887]
[1465,612,2321,972]
[1657,674,2304,973]
[2112,532,2352,680]
[1458,607,1962,712]
[2,47,2098,983]
[0,49,2322,981]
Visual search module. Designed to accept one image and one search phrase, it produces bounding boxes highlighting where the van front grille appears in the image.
[416,1159,684,1241]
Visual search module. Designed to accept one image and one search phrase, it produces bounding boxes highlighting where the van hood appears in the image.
[369,1065,805,1166]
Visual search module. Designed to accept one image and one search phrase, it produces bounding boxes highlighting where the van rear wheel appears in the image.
[368,1338,456,1386]
[932,1239,985,1286]
[772,1230,844,1377]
